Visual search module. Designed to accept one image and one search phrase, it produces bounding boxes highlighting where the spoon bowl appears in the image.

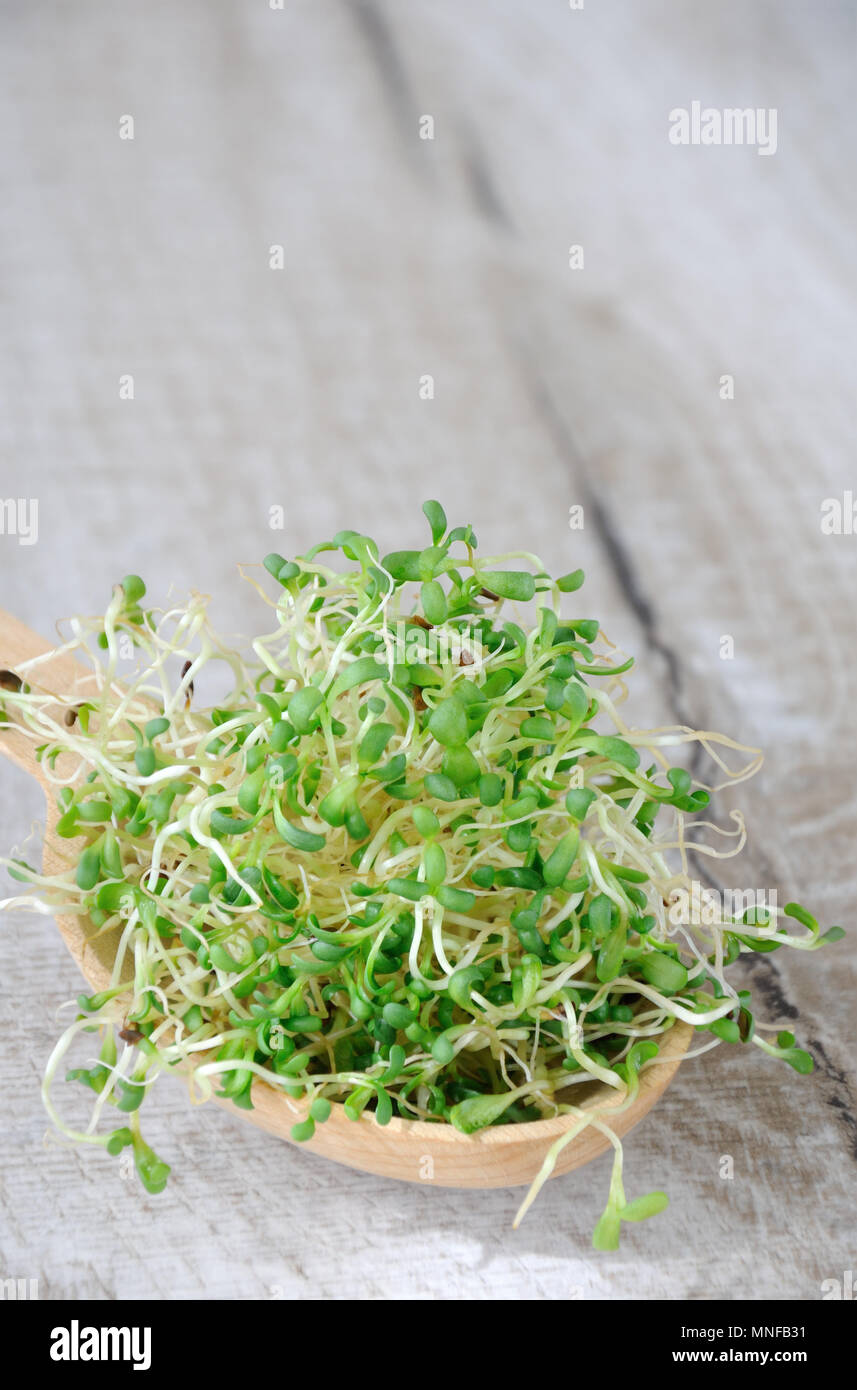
[0,607,691,1188]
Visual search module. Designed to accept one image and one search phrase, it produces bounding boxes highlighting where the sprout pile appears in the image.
[0,502,843,1247]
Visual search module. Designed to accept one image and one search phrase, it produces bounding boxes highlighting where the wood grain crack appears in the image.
[348,0,426,172]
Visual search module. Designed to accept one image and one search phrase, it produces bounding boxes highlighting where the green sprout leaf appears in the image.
[0,499,836,1246]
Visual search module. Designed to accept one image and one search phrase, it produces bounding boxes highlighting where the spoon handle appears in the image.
[0,608,86,781]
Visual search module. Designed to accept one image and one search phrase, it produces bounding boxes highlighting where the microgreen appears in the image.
[0,503,842,1248]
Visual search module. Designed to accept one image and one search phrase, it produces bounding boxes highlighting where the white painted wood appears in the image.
[0,0,853,1300]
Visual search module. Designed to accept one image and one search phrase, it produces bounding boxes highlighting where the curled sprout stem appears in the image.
[0,503,843,1231]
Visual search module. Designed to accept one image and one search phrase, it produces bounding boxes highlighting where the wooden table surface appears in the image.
[1,0,854,1300]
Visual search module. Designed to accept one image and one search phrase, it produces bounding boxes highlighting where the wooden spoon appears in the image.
[0,607,691,1188]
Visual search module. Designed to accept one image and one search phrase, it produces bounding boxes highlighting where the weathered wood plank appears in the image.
[0,0,853,1300]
